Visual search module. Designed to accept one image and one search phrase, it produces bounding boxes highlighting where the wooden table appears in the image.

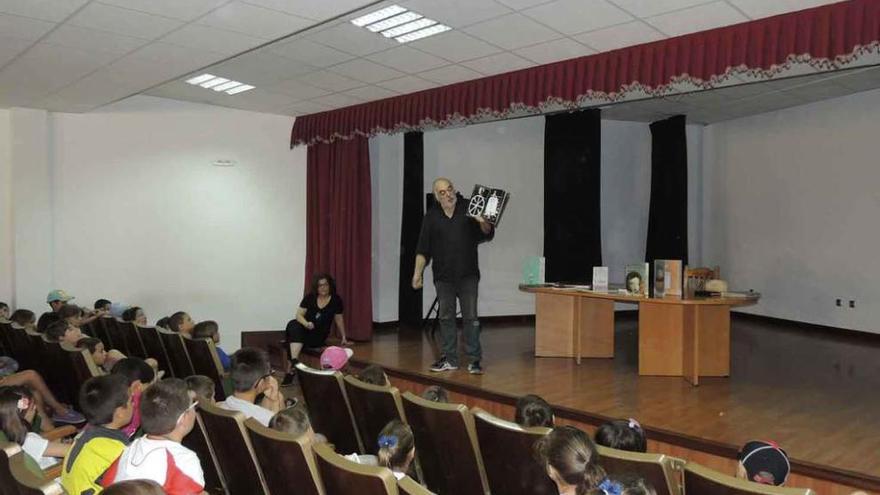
[519,285,759,385]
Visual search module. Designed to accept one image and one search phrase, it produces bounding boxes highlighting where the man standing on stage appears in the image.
[412,177,494,374]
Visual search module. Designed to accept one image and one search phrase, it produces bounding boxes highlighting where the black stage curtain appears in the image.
[544,109,602,283]
[398,132,424,325]
[645,115,688,265]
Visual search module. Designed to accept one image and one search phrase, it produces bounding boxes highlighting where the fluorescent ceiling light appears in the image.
[395,24,451,43]
[212,80,243,92]
[226,84,254,95]
[366,12,422,32]
[382,18,437,38]
[186,73,216,85]
[351,5,406,27]
[200,77,229,88]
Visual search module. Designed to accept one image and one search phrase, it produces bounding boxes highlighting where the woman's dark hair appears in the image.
[122,306,142,322]
[311,273,336,295]
[10,309,35,327]
[192,320,219,340]
[76,337,103,354]
[377,419,415,472]
[58,304,83,321]
[594,419,647,453]
[156,316,170,329]
[0,386,33,445]
[421,385,449,403]
[515,394,554,428]
[535,425,606,495]
[356,365,388,386]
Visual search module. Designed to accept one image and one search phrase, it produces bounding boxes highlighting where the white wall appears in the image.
[703,88,880,333]
[370,116,704,320]
[7,96,304,349]
[0,109,12,304]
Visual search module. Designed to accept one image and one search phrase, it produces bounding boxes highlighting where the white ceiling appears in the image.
[0,0,869,123]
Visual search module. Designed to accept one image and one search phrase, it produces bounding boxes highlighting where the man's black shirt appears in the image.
[416,200,494,282]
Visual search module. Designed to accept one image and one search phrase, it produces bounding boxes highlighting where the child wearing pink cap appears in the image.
[320,346,354,371]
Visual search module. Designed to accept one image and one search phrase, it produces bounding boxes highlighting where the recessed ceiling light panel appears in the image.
[184,73,256,96]
[351,5,451,43]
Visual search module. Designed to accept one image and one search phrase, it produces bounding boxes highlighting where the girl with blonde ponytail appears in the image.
[377,419,415,480]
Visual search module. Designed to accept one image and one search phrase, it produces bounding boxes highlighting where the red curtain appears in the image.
[291,0,880,147]
[304,137,373,341]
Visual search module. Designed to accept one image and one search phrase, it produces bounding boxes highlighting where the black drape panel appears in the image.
[544,109,602,283]
[645,115,688,265]
[398,132,424,325]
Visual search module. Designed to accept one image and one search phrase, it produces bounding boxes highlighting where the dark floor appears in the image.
[338,313,880,478]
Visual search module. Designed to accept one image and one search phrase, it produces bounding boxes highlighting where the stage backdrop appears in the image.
[370,116,704,321]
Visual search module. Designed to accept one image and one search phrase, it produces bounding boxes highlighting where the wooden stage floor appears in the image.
[345,313,880,482]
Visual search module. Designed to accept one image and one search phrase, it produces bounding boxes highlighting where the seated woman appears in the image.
[283,273,349,385]
[121,306,148,326]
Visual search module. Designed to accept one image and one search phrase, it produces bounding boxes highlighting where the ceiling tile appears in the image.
[785,82,856,102]
[408,31,501,63]
[285,99,332,115]
[376,75,437,93]
[242,0,371,22]
[725,0,839,20]
[418,64,483,85]
[366,46,450,73]
[99,0,231,21]
[344,85,399,101]
[265,78,331,99]
[268,39,356,67]
[145,80,223,105]
[460,52,533,76]
[209,52,317,86]
[297,70,365,92]
[464,13,561,50]
[306,22,398,56]
[42,24,150,56]
[0,13,56,41]
[161,24,265,55]
[328,58,406,83]
[0,43,116,99]
[523,0,632,36]
[0,0,89,22]
[311,92,364,109]
[514,37,594,64]
[220,88,298,112]
[67,3,184,39]
[495,0,555,9]
[645,1,747,37]
[607,0,715,17]
[197,1,312,39]
[42,71,142,106]
[402,0,512,28]
[0,35,32,67]
[574,20,663,53]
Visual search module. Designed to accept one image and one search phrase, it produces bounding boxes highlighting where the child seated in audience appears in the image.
[515,394,554,428]
[217,348,284,426]
[356,364,389,386]
[37,311,60,333]
[45,319,84,346]
[270,405,326,443]
[102,378,204,494]
[377,420,416,481]
[421,385,449,403]
[121,306,147,326]
[617,474,657,495]
[58,304,85,328]
[111,358,157,438]
[535,425,608,495]
[0,385,71,469]
[0,301,9,320]
[736,440,791,486]
[77,337,123,374]
[168,311,195,336]
[0,368,84,425]
[61,374,134,495]
[185,375,216,404]
[94,299,112,313]
[10,309,37,330]
[594,418,647,453]
[102,479,166,495]
[320,346,353,372]
[191,320,231,371]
